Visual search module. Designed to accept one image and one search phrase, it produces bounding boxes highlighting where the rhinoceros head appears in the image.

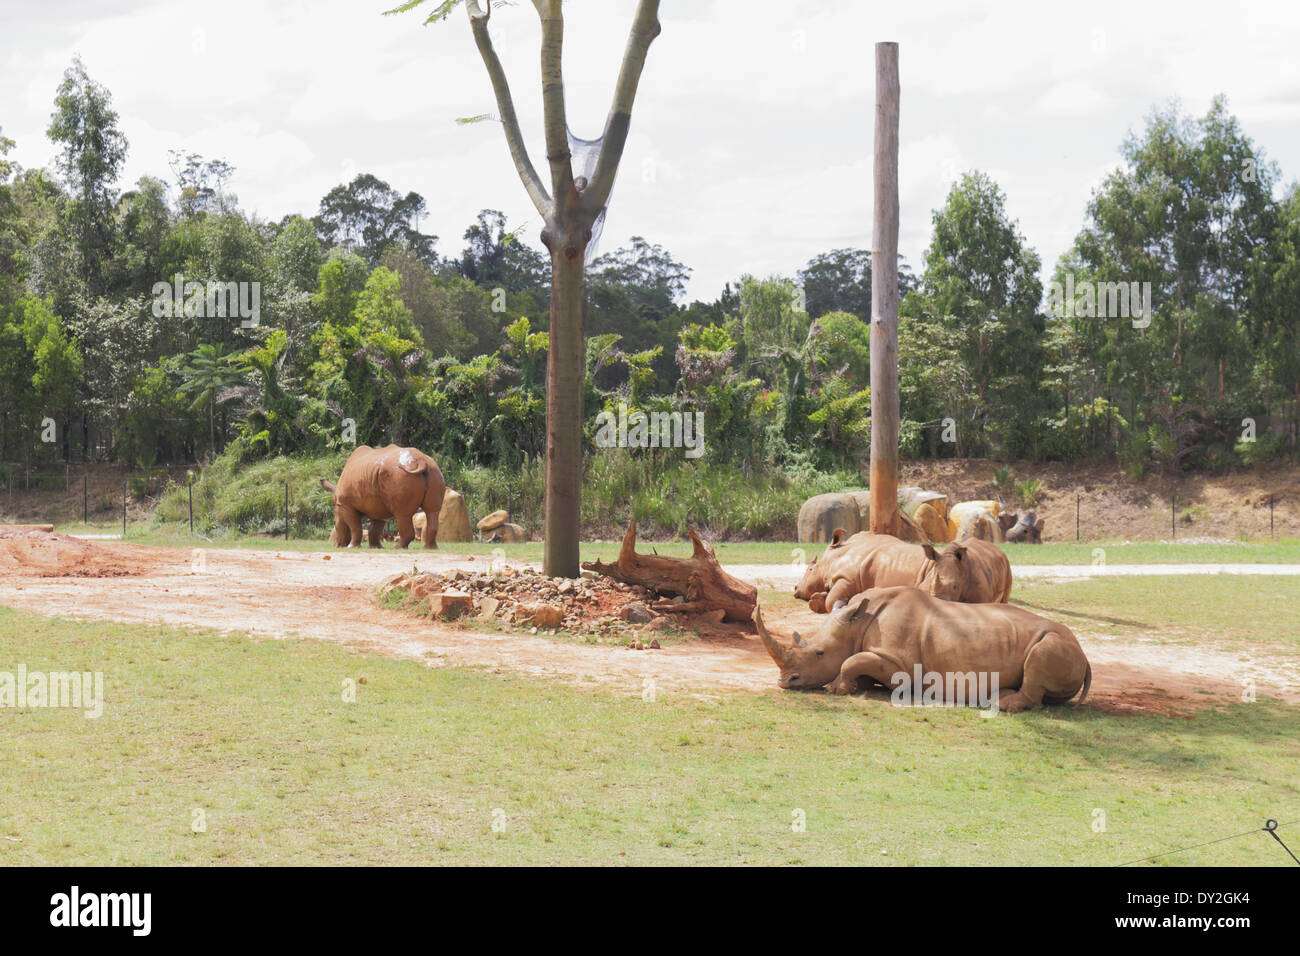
[793,528,849,599]
[922,542,968,601]
[753,598,872,690]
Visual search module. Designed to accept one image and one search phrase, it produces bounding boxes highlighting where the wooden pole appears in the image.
[869,41,900,536]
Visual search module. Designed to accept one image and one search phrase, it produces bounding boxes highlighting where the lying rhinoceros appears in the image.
[320,444,446,548]
[755,587,1091,712]
[1004,511,1045,543]
[794,530,1011,612]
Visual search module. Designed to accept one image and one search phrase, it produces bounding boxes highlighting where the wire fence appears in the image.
[0,462,1294,543]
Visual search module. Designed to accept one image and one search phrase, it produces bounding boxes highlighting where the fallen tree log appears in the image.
[581,521,757,622]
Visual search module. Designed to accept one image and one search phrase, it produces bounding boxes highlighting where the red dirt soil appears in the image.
[0,532,1294,717]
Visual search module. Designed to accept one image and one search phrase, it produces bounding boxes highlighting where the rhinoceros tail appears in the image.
[396,447,428,475]
[1074,662,1092,707]
[320,478,336,495]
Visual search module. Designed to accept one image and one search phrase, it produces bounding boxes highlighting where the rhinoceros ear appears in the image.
[792,630,806,648]
[949,543,967,560]
[922,543,940,561]
[830,528,848,548]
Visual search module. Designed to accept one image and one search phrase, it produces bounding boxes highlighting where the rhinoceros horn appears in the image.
[752,604,788,665]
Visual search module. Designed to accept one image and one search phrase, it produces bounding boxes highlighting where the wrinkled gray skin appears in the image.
[1004,511,1044,543]
[753,586,1091,712]
[796,532,1011,611]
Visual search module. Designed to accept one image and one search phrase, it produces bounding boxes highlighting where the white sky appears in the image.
[3,0,1299,301]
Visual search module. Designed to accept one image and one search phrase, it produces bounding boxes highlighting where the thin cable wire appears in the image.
[1117,818,1298,867]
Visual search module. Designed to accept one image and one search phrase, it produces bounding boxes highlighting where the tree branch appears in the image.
[536,0,574,207]
[465,0,551,216]
[583,0,660,217]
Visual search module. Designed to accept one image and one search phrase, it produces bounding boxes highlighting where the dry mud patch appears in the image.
[0,534,1294,714]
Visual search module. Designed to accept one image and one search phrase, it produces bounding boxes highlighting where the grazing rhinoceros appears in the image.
[794,530,1011,612]
[320,444,446,548]
[754,587,1091,712]
[1004,511,1045,544]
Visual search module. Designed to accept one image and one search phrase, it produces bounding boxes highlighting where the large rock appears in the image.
[949,501,1004,543]
[413,488,472,543]
[897,487,948,520]
[428,591,472,620]
[912,501,952,543]
[798,490,925,544]
[947,500,999,541]
[437,489,472,542]
[485,522,526,544]
[797,492,868,544]
[893,508,927,543]
[477,509,509,533]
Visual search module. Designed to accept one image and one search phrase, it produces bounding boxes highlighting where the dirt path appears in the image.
[1,533,1296,714]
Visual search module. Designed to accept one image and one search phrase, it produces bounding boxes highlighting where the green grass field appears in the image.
[1012,576,1300,653]
[2,580,1298,865]
[43,520,1300,567]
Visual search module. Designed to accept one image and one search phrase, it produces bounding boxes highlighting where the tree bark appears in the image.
[582,521,757,622]
[458,0,660,577]
[543,236,587,577]
[869,41,900,535]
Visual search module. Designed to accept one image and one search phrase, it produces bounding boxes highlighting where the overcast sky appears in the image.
[3,0,1299,301]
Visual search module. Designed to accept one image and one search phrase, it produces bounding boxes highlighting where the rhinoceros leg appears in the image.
[830,650,908,696]
[367,519,384,548]
[807,591,829,613]
[1000,632,1087,712]
[822,579,859,614]
[395,511,417,549]
[336,505,364,548]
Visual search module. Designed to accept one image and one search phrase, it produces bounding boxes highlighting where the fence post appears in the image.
[122,480,127,539]
[1076,495,1080,542]
[189,479,194,536]
[1171,491,1176,541]
[83,473,88,525]
[1271,495,1275,540]
[285,479,290,542]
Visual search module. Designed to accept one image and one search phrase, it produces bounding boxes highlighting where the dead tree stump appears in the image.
[581,521,757,622]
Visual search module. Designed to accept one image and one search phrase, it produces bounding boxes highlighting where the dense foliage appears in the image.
[2,63,1297,488]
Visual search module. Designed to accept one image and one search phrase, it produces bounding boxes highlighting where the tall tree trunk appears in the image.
[869,41,900,535]
[450,0,660,577]
[543,239,587,577]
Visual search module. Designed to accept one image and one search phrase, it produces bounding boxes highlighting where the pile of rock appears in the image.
[374,565,675,646]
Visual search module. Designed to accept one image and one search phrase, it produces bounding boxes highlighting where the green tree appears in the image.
[177,343,240,456]
[391,0,662,577]
[903,171,1045,456]
[46,57,127,296]
[316,173,437,267]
